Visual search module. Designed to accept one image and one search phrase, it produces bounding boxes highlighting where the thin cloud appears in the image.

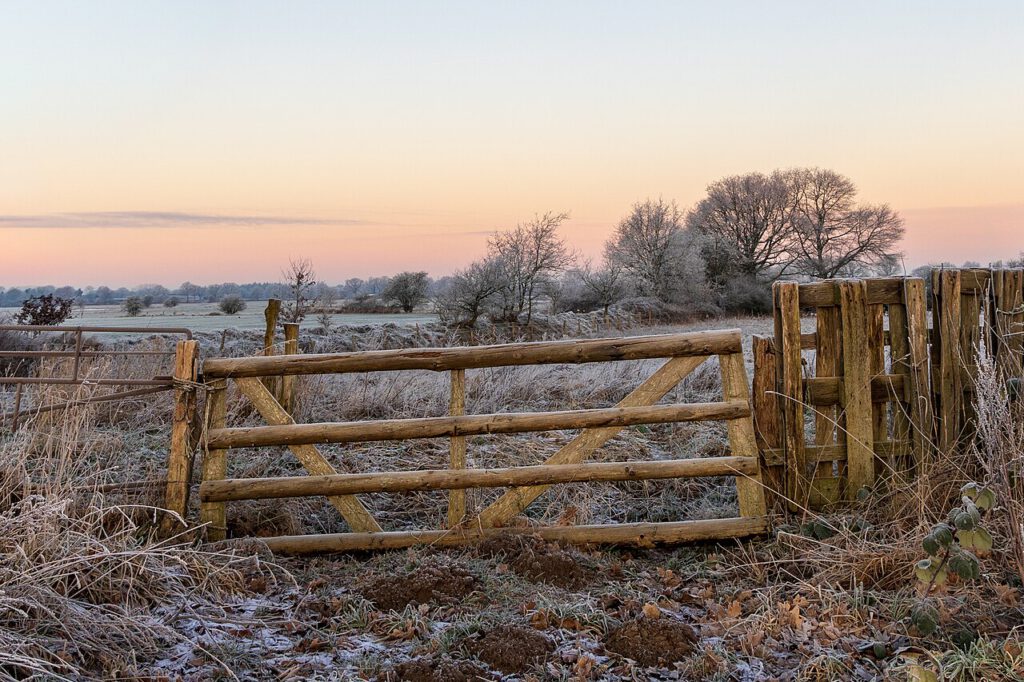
[0,211,376,228]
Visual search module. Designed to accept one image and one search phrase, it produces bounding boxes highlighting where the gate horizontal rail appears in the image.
[201,456,758,502]
[207,400,749,449]
[202,329,740,377]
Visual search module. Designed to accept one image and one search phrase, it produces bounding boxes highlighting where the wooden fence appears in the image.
[755,269,1024,511]
[195,329,770,553]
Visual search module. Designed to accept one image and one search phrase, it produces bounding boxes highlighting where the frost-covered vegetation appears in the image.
[2,320,1023,680]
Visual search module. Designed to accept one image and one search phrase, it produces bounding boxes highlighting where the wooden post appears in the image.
[839,280,875,498]
[447,368,467,527]
[719,351,767,518]
[160,340,200,536]
[774,282,806,510]
[199,379,229,541]
[751,336,783,511]
[264,299,281,354]
[281,323,299,414]
[263,298,282,399]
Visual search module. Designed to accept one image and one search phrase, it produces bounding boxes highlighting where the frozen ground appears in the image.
[0,301,436,334]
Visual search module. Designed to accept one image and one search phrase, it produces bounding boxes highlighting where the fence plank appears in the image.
[903,279,934,467]
[774,282,807,510]
[867,303,888,476]
[474,354,708,527]
[718,351,768,518]
[447,368,467,528]
[839,280,875,497]
[935,270,963,453]
[887,297,912,473]
[234,377,382,533]
[811,305,841,506]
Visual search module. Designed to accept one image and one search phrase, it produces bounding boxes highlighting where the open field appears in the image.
[1,313,1022,681]
[0,302,437,334]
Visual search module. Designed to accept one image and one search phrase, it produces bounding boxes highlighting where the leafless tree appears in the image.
[686,171,798,283]
[281,257,317,322]
[435,257,505,328]
[383,271,430,313]
[579,260,625,318]
[488,211,573,324]
[789,168,905,278]
[604,198,686,301]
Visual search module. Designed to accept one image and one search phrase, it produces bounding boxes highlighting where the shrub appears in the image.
[122,297,143,317]
[718,276,772,315]
[14,294,74,326]
[219,295,247,315]
[163,297,180,308]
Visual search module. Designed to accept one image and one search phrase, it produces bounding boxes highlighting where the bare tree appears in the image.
[579,261,625,318]
[435,257,504,328]
[604,198,685,301]
[383,271,430,313]
[790,168,905,278]
[686,171,798,284]
[281,257,317,322]
[488,212,573,324]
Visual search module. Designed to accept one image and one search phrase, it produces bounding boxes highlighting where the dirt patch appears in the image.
[227,498,304,538]
[382,656,494,681]
[476,534,590,588]
[360,559,478,611]
[465,624,554,674]
[604,616,698,667]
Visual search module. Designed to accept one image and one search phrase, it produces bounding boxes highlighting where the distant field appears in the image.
[0,301,437,333]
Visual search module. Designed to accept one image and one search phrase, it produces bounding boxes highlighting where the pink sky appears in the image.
[2,203,1022,287]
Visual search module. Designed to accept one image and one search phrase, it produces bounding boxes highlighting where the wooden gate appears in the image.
[196,330,769,553]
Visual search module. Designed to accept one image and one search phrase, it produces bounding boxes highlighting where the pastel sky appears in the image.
[2,1,1022,287]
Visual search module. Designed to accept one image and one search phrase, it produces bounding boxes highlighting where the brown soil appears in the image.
[604,616,698,667]
[465,624,554,674]
[227,498,304,538]
[476,534,590,588]
[360,559,478,611]
[383,656,494,681]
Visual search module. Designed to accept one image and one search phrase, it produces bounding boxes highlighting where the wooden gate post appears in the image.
[160,340,200,536]
[281,322,300,414]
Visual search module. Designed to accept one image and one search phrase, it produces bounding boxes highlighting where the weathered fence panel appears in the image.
[760,269,1024,511]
